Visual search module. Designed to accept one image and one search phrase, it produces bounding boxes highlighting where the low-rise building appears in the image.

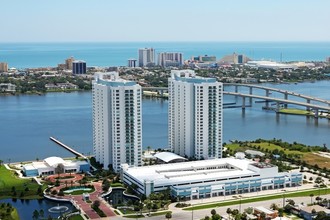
[254,206,278,219]
[45,83,78,90]
[0,83,16,92]
[22,156,90,177]
[121,157,302,199]
[300,205,330,220]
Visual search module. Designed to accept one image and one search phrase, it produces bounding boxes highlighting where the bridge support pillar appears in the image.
[315,108,319,118]
[276,102,280,113]
[235,85,238,93]
[160,90,164,97]
[265,89,270,108]
[306,99,311,111]
[242,97,246,110]
[284,93,288,108]
[249,87,253,106]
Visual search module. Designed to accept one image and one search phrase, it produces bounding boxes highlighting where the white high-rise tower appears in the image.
[92,72,142,172]
[168,70,223,160]
[138,48,155,67]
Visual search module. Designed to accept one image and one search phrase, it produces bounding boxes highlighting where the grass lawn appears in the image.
[150,211,172,217]
[119,208,136,214]
[183,188,330,211]
[302,153,330,169]
[123,214,144,218]
[68,214,84,220]
[64,188,94,195]
[0,165,44,199]
[250,143,303,156]
[111,183,124,187]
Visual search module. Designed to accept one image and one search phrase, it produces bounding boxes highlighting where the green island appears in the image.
[225,139,330,170]
[0,203,19,220]
[279,108,330,118]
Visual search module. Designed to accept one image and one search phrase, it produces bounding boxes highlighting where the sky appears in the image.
[0,0,329,42]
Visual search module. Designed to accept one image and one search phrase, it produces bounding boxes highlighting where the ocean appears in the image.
[0,42,329,68]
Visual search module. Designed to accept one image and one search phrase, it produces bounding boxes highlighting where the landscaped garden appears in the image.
[0,165,45,199]
[0,203,19,220]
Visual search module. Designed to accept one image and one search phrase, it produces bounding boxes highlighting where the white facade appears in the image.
[92,72,142,172]
[138,48,155,67]
[122,158,303,198]
[168,70,223,159]
[158,52,183,67]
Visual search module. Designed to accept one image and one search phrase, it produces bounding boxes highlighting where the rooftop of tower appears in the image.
[171,70,217,84]
[94,72,138,87]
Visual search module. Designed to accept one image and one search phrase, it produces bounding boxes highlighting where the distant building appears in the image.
[22,156,90,177]
[326,57,330,63]
[168,70,223,159]
[65,56,75,70]
[0,83,16,92]
[72,60,87,74]
[246,61,297,70]
[192,55,216,62]
[218,53,251,64]
[92,72,142,172]
[158,52,183,67]
[128,59,137,68]
[0,62,8,72]
[138,48,155,67]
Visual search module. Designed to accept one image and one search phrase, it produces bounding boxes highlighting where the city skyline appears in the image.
[0,0,329,42]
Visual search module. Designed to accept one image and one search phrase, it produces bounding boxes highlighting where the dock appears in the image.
[50,137,87,160]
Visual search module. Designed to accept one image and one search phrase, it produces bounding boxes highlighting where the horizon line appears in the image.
[1,40,330,44]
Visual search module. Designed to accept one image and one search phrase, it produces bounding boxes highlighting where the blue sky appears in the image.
[1,0,329,42]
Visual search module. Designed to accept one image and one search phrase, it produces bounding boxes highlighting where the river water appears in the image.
[0,81,329,162]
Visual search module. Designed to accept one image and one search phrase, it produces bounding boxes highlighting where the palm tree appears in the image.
[270,203,279,210]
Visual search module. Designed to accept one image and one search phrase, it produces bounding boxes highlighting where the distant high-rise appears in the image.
[72,60,86,74]
[168,70,223,160]
[128,59,137,68]
[158,52,183,67]
[65,56,75,70]
[0,62,8,72]
[92,72,142,172]
[138,48,155,67]
[326,57,330,63]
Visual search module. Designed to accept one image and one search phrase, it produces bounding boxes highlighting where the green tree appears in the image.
[212,214,221,220]
[165,212,172,220]
[32,209,39,220]
[211,209,217,216]
[39,209,44,218]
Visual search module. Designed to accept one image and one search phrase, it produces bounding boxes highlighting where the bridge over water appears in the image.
[142,84,330,118]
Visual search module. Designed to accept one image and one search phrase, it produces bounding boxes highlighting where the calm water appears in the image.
[0,198,74,220]
[0,81,330,162]
[0,42,329,68]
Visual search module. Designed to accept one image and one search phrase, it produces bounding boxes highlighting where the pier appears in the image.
[50,137,87,160]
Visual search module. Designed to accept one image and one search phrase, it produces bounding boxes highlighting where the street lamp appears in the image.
[238,195,242,213]
[282,190,286,208]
